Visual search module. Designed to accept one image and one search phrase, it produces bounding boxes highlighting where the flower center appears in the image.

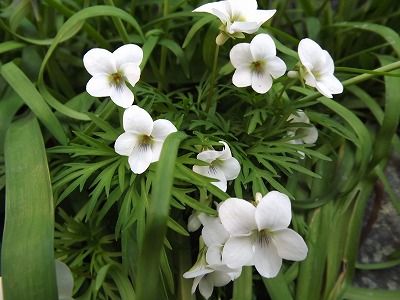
[109,71,124,87]
[257,229,272,247]
[139,135,153,146]
[251,61,265,73]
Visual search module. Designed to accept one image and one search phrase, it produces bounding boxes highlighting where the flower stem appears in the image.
[205,45,220,113]
[158,0,169,90]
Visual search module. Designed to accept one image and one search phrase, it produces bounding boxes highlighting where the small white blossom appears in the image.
[297,38,343,98]
[83,44,143,108]
[230,33,286,94]
[219,191,308,278]
[193,0,276,45]
[193,141,240,192]
[114,105,177,174]
[287,110,318,145]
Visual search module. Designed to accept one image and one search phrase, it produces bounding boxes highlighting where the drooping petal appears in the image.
[199,277,214,300]
[219,157,240,180]
[322,50,335,74]
[83,48,116,76]
[251,71,273,94]
[302,126,318,144]
[230,43,252,68]
[193,165,228,192]
[202,216,230,246]
[150,140,164,163]
[109,84,135,108]
[255,191,292,231]
[272,228,308,261]
[288,110,309,124]
[123,105,154,135]
[120,63,141,87]
[197,149,222,164]
[230,21,259,34]
[86,75,111,97]
[113,44,143,68]
[128,145,153,174]
[298,38,324,70]
[208,271,232,287]
[114,132,138,156]
[318,74,343,95]
[183,265,213,279]
[315,81,333,98]
[250,33,276,61]
[151,119,177,141]
[266,56,287,79]
[222,236,254,268]
[188,213,202,232]
[191,276,202,294]
[254,239,282,278]
[249,9,276,25]
[55,260,74,299]
[218,198,257,235]
[232,68,252,87]
[193,1,229,24]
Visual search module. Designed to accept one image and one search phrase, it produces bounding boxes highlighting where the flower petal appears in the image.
[114,132,138,156]
[319,74,343,95]
[197,149,222,164]
[191,276,202,294]
[254,240,282,278]
[298,38,324,70]
[120,63,141,87]
[315,81,333,98]
[250,33,276,61]
[266,56,287,79]
[202,216,230,246]
[219,141,233,159]
[302,126,318,144]
[151,119,177,141]
[230,43,252,68]
[272,228,308,261]
[232,68,252,88]
[113,44,143,68]
[123,105,153,135]
[249,9,276,25]
[208,271,232,287]
[150,140,164,163]
[230,21,259,34]
[55,260,74,298]
[128,145,153,174]
[220,157,240,180]
[206,245,223,265]
[83,48,116,75]
[199,277,214,300]
[109,84,135,108]
[230,0,257,13]
[255,191,292,231]
[183,266,213,279]
[219,198,257,235]
[193,1,229,24]
[192,165,228,192]
[86,75,111,97]
[251,71,272,94]
[222,236,254,268]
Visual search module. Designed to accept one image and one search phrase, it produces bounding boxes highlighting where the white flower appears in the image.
[83,44,143,108]
[183,247,241,299]
[287,110,318,145]
[193,141,240,192]
[297,38,343,98]
[193,0,276,45]
[114,105,177,174]
[219,191,308,278]
[230,33,286,94]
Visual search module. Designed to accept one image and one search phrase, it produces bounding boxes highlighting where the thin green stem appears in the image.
[159,0,169,90]
[206,45,220,113]
[105,0,130,43]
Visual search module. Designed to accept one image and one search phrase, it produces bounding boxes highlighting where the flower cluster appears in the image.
[83,44,177,174]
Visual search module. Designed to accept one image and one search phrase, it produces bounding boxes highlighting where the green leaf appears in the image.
[232,266,253,300]
[263,272,294,300]
[1,62,68,145]
[2,115,57,300]
[136,131,187,300]
[182,15,214,48]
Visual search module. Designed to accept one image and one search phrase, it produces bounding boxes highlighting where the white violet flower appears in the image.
[83,44,143,108]
[218,191,308,278]
[114,105,177,174]
[230,33,286,94]
[287,110,318,145]
[297,38,343,98]
[183,247,241,299]
[193,0,276,45]
[193,141,240,192]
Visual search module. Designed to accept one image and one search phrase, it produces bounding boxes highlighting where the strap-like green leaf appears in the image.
[2,115,57,300]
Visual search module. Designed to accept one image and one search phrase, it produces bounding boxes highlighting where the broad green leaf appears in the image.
[2,115,57,300]
[232,267,252,300]
[1,62,68,145]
